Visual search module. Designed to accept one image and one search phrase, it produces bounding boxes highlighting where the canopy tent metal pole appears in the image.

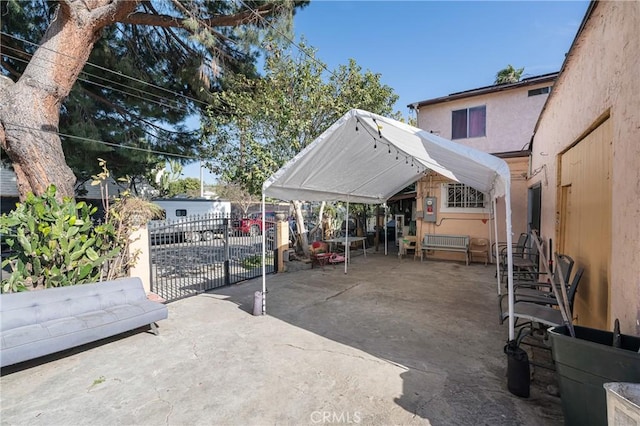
[344,201,349,274]
[261,192,266,315]
[493,198,501,296]
[384,204,388,256]
[504,190,515,341]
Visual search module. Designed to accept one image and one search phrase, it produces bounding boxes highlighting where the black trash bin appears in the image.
[504,340,530,398]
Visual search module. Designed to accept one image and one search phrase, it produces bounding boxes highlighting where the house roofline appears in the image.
[492,150,531,159]
[408,72,559,109]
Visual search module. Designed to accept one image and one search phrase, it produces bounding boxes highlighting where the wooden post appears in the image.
[128,224,151,293]
[276,217,289,272]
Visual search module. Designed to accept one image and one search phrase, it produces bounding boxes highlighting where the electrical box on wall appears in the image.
[423,197,437,222]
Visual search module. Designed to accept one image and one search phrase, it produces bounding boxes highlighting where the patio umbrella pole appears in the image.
[344,201,349,274]
[384,204,388,256]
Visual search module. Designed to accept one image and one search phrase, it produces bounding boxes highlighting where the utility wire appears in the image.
[3,54,203,158]
[4,122,199,160]
[1,31,212,110]
[3,52,195,116]
[236,0,340,81]
[2,47,196,114]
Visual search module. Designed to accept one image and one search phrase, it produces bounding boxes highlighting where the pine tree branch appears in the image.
[1,60,21,80]
[117,3,278,28]
[78,84,193,137]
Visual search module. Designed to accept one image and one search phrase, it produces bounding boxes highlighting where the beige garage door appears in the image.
[558,118,612,329]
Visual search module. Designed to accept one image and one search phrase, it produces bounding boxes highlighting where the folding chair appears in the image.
[500,265,584,325]
[494,232,528,279]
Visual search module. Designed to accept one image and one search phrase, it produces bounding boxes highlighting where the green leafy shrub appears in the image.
[1,159,163,293]
[240,254,273,270]
[0,185,121,292]
[89,159,163,279]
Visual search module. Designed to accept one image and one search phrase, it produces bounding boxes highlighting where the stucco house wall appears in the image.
[530,1,640,334]
[413,156,528,263]
[411,76,552,263]
[416,80,553,154]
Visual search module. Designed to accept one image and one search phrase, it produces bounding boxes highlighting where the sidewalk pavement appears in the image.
[0,252,563,425]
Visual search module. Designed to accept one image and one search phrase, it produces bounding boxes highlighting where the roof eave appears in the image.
[409,72,559,109]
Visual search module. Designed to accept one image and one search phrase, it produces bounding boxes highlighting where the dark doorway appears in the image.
[528,184,542,234]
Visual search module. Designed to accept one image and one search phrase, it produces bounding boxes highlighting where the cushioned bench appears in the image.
[0,277,168,368]
[420,234,470,265]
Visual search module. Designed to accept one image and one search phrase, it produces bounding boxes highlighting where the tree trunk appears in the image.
[0,1,136,200]
[308,201,325,240]
[292,200,310,256]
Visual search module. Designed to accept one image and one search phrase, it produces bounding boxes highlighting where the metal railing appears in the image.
[148,214,276,302]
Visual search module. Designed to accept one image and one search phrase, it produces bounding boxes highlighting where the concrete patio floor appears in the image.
[0,252,563,425]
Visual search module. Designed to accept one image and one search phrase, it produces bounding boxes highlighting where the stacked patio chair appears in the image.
[499,257,583,326]
[511,240,540,282]
[512,253,574,295]
[509,270,584,373]
[503,233,583,336]
[496,231,545,287]
[494,232,529,280]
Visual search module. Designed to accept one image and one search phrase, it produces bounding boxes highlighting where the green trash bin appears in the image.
[548,325,640,426]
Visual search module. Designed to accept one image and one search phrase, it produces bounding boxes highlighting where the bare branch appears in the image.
[1,60,21,80]
[118,3,279,29]
[89,0,138,27]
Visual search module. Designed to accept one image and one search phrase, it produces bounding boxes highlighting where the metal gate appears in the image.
[148,214,276,303]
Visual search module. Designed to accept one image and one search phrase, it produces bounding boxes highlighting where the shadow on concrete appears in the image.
[0,325,159,376]
[209,251,563,425]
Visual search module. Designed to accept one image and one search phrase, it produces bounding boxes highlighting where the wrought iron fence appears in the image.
[148,214,276,302]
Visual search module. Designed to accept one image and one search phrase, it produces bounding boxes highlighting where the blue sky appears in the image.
[293,0,589,116]
[185,0,590,183]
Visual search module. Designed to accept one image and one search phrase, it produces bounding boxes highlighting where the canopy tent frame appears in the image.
[260,109,515,340]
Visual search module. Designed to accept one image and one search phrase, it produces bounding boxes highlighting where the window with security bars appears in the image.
[446,183,485,208]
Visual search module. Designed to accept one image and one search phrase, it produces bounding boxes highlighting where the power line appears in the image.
[2,44,198,113]
[4,122,199,160]
[2,51,194,115]
[2,49,226,145]
[3,54,204,158]
[236,0,340,81]
[1,31,212,110]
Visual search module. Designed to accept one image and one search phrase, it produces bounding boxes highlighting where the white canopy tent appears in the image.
[261,109,516,340]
